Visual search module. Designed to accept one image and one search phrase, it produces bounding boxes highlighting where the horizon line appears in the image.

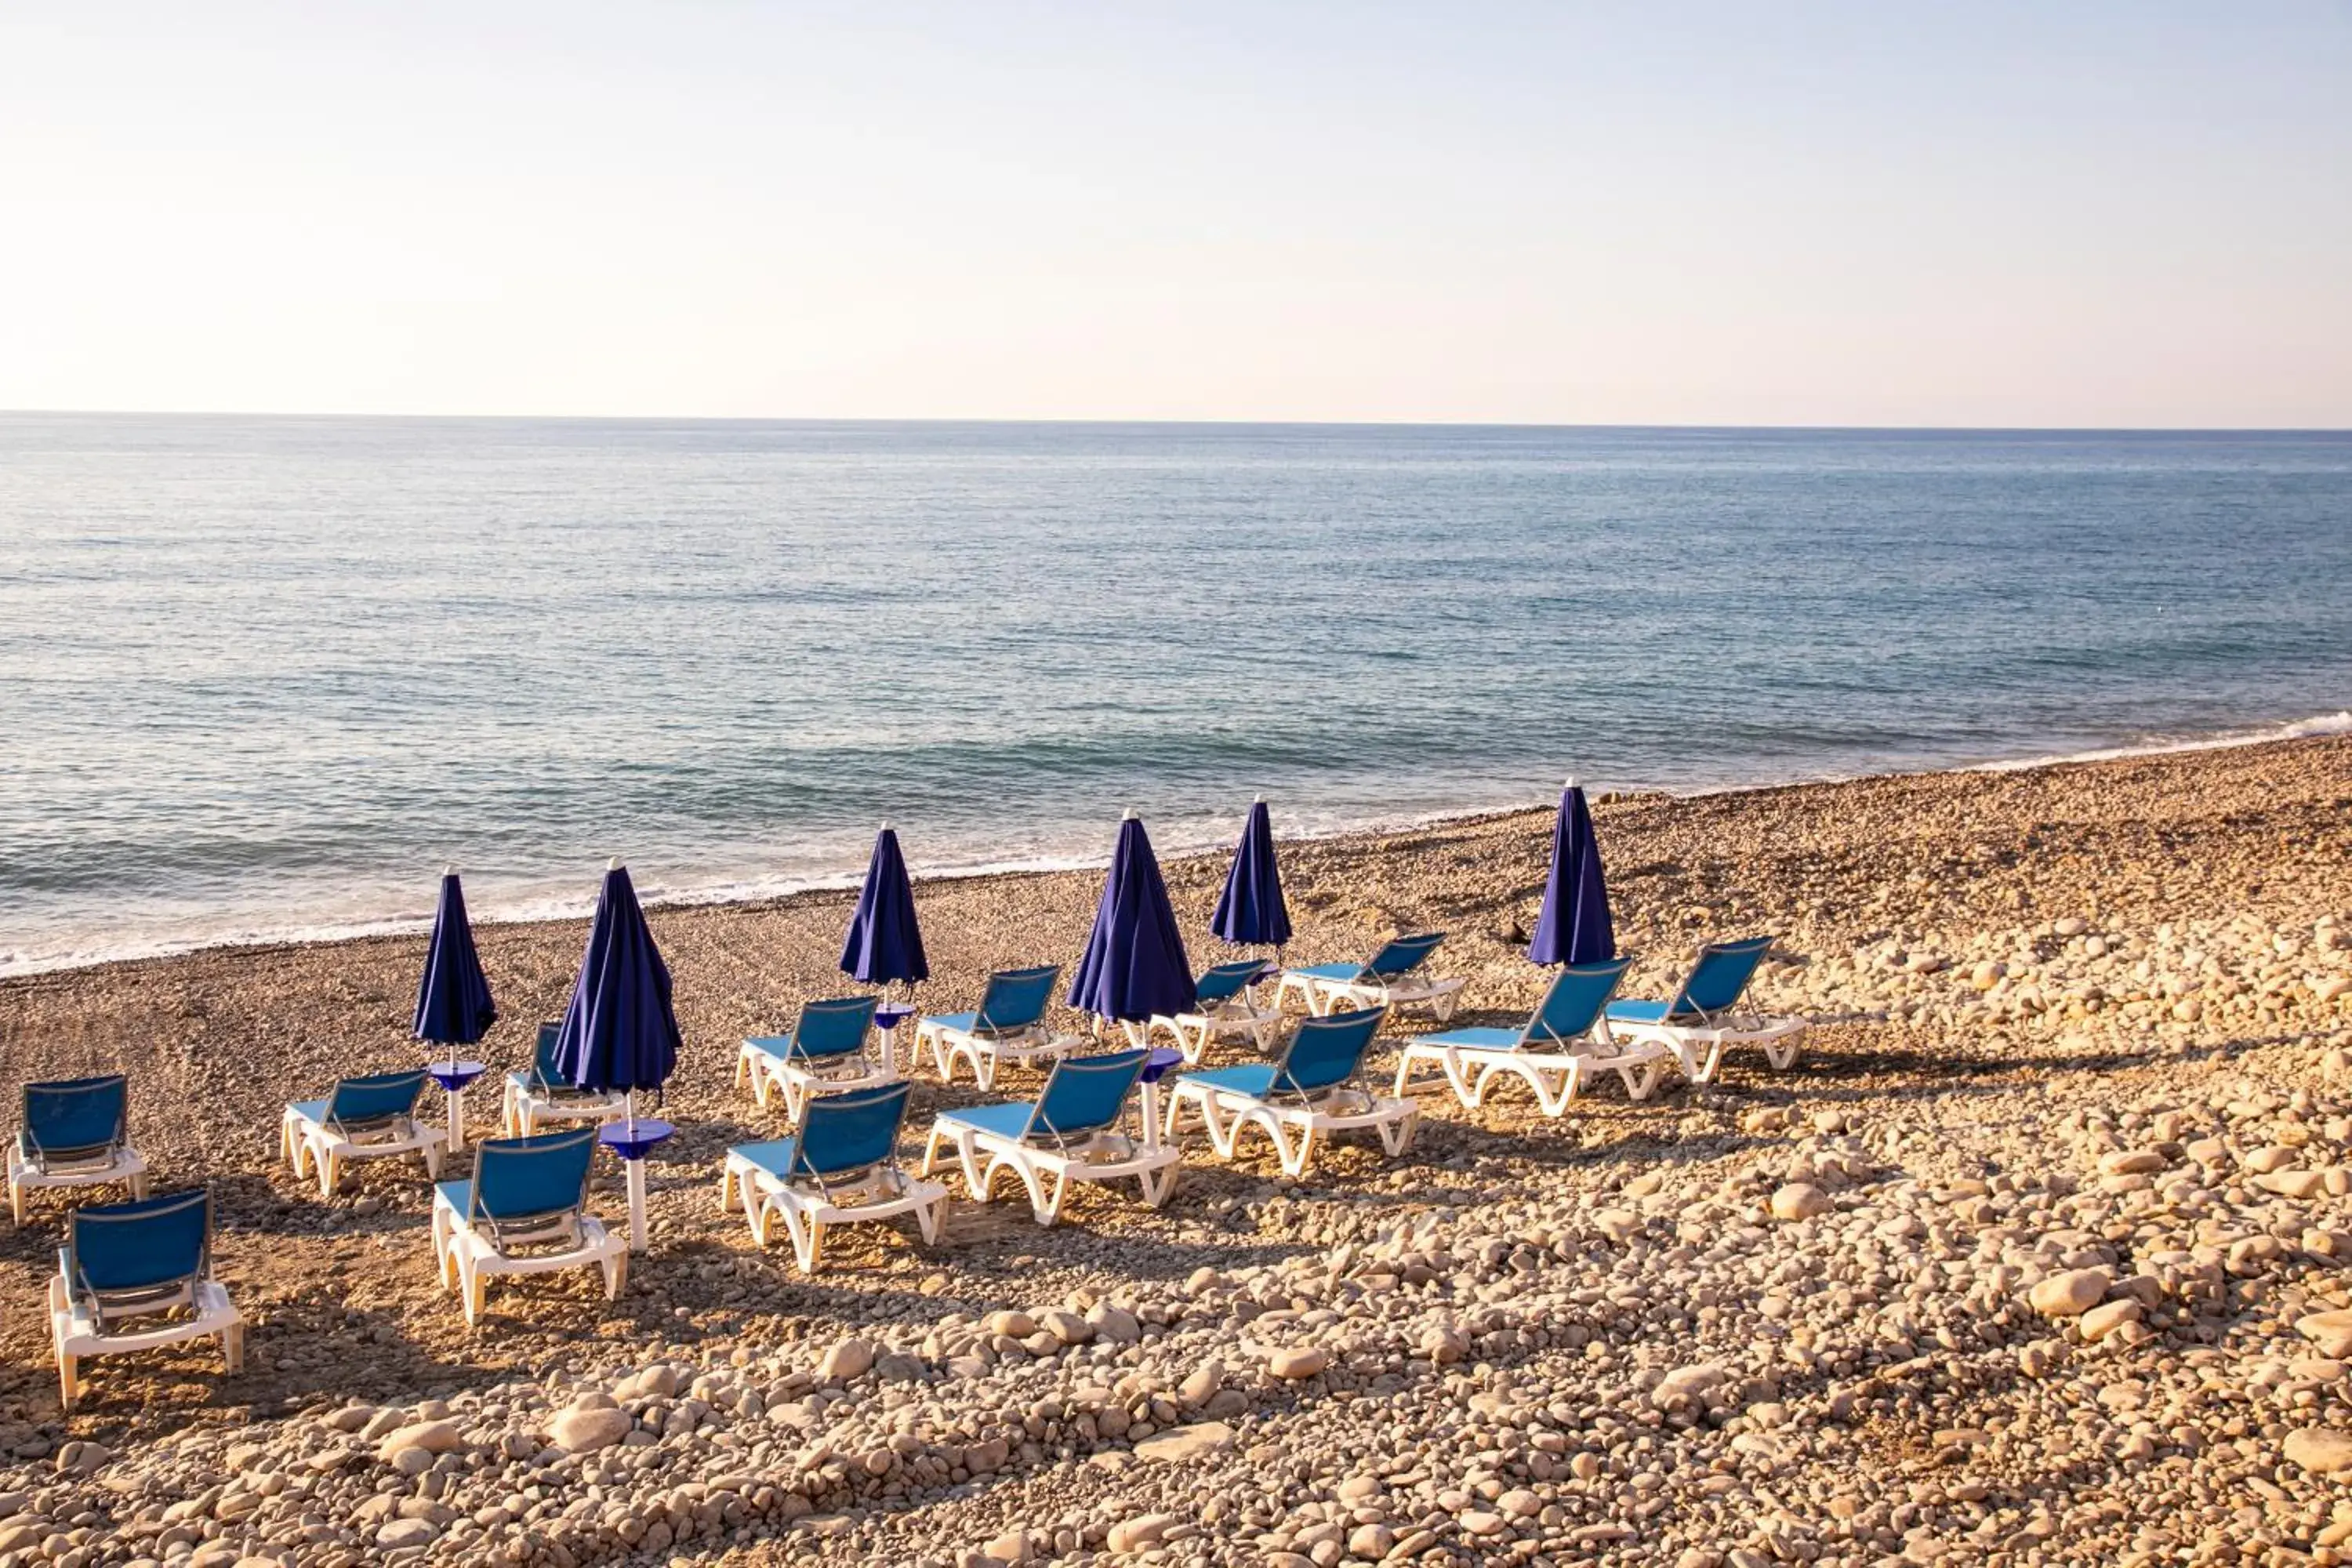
[5,408,2350,436]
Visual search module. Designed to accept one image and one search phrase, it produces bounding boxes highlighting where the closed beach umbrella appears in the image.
[1210,797,1292,953]
[1069,813,1196,1025]
[840,823,929,990]
[1529,779,1614,966]
[554,859,682,1126]
[412,867,495,1069]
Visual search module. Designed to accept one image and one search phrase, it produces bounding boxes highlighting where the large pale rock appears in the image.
[1268,1346,1328,1379]
[2257,1170,2328,1200]
[985,1310,1037,1338]
[2299,1312,2352,1359]
[2286,1428,2352,1475]
[818,1338,875,1381]
[1040,1309,1094,1345]
[376,1519,441,1549]
[2245,1145,2299,1175]
[1106,1512,1178,1552]
[1177,1359,1225,1406]
[1132,1421,1234,1464]
[548,1406,632,1454]
[1653,1363,1730,1409]
[1770,1183,1829,1221]
[2099,1149,2166,1176]
[2029,1268,2111,1318]
[376,1421,463,1461]
[2079,1299,2143,1341]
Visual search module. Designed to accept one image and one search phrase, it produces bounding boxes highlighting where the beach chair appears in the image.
[1392,956,1662,1114]
[719,1081,948,1270]
[1146,959,1282,1063]
[1603,936,1808,1083]
[431,1126,626,1325]
[737,995,889,1117]
[1163,1007,1417,1177]
[914,964,1074,1090]
[923,1047,1179,1226]
[49,1188,242,1411]
[10,1075,147,1224]
[279,1068,445,1198]
[1276,932,1465,1022]
[503,1022,633,1135]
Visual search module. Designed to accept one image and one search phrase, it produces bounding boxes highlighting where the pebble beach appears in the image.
[3,733,2350,1568]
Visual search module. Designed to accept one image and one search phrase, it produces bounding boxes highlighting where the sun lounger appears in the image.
[50,1187,242,1410]
[738,995,890,1117]
[503,1022,633,1134]
[11,1075,147,1225]
[1276,932,1465,1022]
[923,1046,1178,1225]
[280,1068,445,1198]
[431,1126,626,1325]
[915,964,1076,1090]
[1146,959,1282,1062]
[1164,1007,1417,1176]
[1392,956,1662,1112]
[1603,936,1807,1082]
[719,1081,947,1269]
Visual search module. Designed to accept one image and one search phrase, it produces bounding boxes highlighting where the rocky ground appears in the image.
[1,735,2349,1568]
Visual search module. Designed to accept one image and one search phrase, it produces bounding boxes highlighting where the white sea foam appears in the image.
[6,712,2343,980]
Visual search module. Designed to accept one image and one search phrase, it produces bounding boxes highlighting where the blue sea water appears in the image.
[2,416,2348,975]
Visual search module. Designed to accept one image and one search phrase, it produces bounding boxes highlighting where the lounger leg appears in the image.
[601,1250,624,1301]
[1034,1167,1067,1227]
[317,1148,339,1200]
[1138,1162,1178,1207]
[1279,1120,1316,1178]
[57,1352,77,1412]
[424,1142,443,1180]
[717,1166,736,1214]
[10,1180,23,1226]
[1622,1059,1661,1102]
[748,1194,774,1247]
[919,1126,947,1179]
[129,1169,148,1200]
[1764,1035,1801,1071]
[223,1320,245,1374]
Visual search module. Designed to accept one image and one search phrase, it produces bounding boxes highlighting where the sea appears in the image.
[2,416,2348,976]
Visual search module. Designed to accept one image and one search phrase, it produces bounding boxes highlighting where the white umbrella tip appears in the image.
[1564,775,1580,791]
[607,855,623,871]
[1253,793,1265,804]
[442,862,457,877]
[1123,808,1139,821]
[880,818,892,832]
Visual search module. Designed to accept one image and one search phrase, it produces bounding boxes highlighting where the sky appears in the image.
[1,2,2347,426]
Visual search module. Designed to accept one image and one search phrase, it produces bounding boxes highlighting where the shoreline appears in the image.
[10,706,2349,983]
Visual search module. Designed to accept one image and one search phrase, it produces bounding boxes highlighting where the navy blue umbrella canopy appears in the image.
[840,824,929,988]
[1210,798,1293,951]
[413,869,495,1059]
[1069,814,1197,1024]
[1530,780,1615,966]
[554,860,682,1113]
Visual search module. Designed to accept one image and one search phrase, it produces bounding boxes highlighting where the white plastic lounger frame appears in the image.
[431,1127,626,1326]
[914,964,1073,1091]
[921,1047,1178,1226]
[717,1083,947,1271]
[279,1069,446,1198]
[1146,959,1283,1063]
[1392,957,1664,1115]
[1276,932,1466,1022]
[51,1188,242,1411]
[12,1076,148,1225]
[1603,936,1808,1083]
[1164,1007,1417,1178]
[737,995,891,1118]
[503,1021,634,1134]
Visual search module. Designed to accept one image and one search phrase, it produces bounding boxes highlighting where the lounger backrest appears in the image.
[470,1126,597,1227]
[1273,1007,1385,1098]
[67,1187,209,1308]
[1192,959,1269,1007]
[23,1075,128,1161]
[531,1022,567,1093]
[975,965,1061,1036]
[792,996,880,1060]
[1669,936,1774,1022]
[1526,957,1635,1047]
[793,1081,914,1181]
[324,1069,428,1132]
[1361,932,1443,982]
[1027,1048,1149,1143]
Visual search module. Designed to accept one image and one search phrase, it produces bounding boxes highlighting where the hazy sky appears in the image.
[2,3,2347,425]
